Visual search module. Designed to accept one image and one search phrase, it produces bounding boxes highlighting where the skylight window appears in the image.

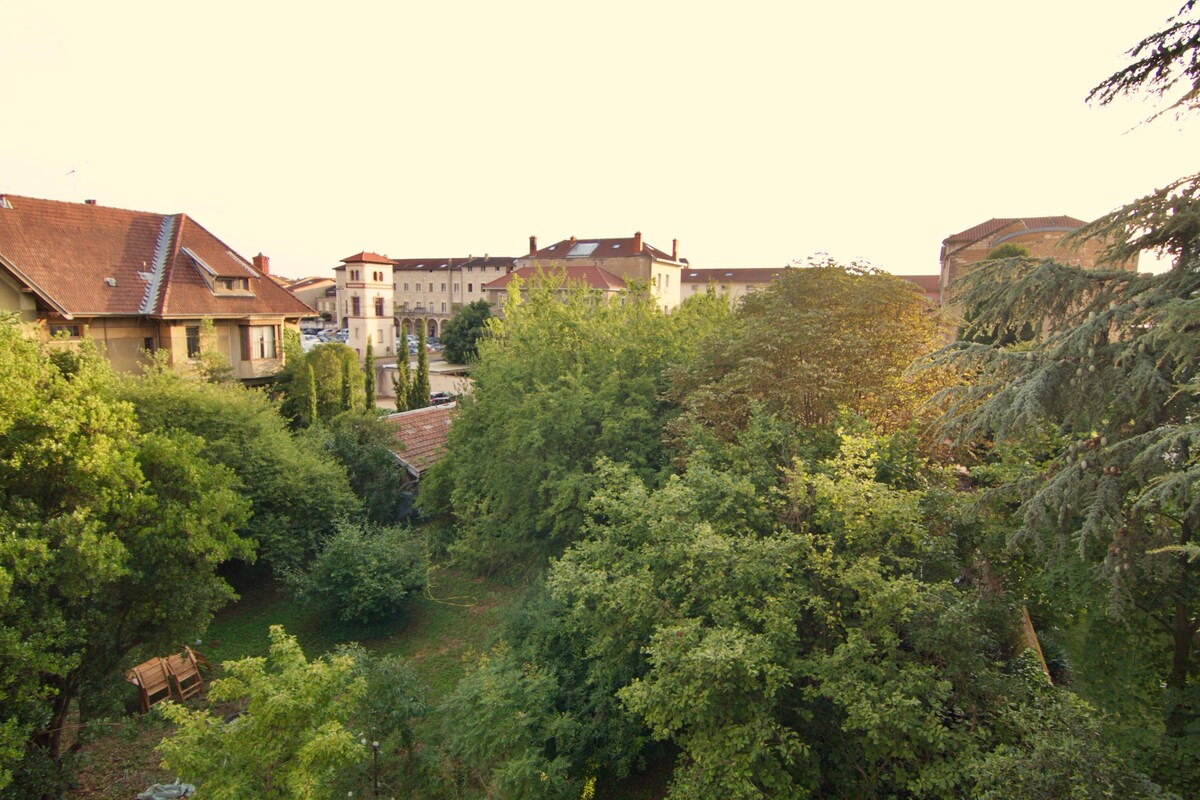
[568,242,599,257]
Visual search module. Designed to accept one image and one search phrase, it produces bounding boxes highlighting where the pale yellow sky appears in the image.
[2,1,1192,277]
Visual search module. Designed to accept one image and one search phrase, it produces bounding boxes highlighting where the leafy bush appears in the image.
[290,520,427,624]
[321,411,409,525]
[159,626,365,798]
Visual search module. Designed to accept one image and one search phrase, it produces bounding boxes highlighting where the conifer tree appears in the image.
[392,348,410,413]
[306,363,318,425]
[928,3,1200,756]
[408,324,430,410]
[341,355,353,412]
[364,338,376,410]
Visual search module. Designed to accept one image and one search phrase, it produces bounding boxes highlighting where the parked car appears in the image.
[300,334,321,352]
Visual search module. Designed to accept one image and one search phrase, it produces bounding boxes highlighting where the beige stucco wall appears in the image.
[339,264,396,360]
[681,278,764,306]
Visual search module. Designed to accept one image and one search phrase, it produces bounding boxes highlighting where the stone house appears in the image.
[938,216,1129,306]
[516,232,685,312]
[0,193,312,383]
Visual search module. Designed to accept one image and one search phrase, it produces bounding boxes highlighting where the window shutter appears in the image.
[239,326,250,361]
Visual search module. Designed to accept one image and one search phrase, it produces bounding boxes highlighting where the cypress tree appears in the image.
[341,355,353,412]
[393,346,410,412]
[305,363,318,426]
[409,323,430,410]
[364,339,376,410]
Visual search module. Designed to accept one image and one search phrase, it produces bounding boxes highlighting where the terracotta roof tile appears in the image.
[0,194,311,319]
[340,251,392,265]
[681,267,785,284]
[899,274,940,293]
[943,216,1087,245]
[384,404,456,474]
[531,236,679,262]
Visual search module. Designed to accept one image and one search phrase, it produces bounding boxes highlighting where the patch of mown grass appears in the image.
[203,564,520,702]
[72,564,522,798]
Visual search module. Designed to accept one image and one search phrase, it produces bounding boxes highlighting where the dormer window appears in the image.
[217,277,250,293]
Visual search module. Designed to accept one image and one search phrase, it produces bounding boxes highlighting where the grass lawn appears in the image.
[71,564,522,799]
[205,564,521,700]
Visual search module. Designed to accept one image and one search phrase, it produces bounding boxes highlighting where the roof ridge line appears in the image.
[138,214,177,314]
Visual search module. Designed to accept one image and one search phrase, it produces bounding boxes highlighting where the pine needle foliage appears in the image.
[1086,1,1200,122]
[921,182,1200,743]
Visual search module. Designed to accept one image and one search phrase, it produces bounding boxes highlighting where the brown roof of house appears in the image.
[385,403,456,475]
[943,216,1087,245]
[0,194,312,319]
[531,236,680,262]
[483,265,627,291]
[898,274,940,293]
[389,257,468,272]
[288,275,335,290]
[340,251,392,265]
[682,267,785,284]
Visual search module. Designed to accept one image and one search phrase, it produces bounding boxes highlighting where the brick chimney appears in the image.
[633,231,643,253]
[529,235,537,255]
[84,199,97,205]
[253,253,270,275]
[672,239,678,261]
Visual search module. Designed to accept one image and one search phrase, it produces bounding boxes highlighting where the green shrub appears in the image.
[291,520,427,624]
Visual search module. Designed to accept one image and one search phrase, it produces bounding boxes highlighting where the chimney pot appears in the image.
[529,235,537,255]
[84,199,97,205]
[672,239,678,261]
[253,253,270,275]
[633,231,643,254]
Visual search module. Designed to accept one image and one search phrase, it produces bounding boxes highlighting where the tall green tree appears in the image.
[392,351,410,413]
[440,299,493,364]
[925,9,1200,787]
[277,343,364,426]
[541,432,1168,799]
[0,319,252,796]
[408,324,430,411]
[341,355,353,412]
[419,275,728,571]
[363,338,376,409]
[320,411,409,524]
[118,365,359,573]
[305,363,318,425]
[1087,0,1199,122]
[669,257,950,445]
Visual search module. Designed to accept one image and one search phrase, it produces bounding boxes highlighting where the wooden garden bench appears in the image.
[127,658,173,713]
[165,646,204,702]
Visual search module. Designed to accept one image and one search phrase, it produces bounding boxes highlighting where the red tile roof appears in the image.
[483,265,627,291]
[531,236,680,262]
[0,194,312,319]
[288,276,335,290]
[389,257,468,272]
[340,251,392,265]
[899,274,940,293]
[385,404,456,475]
[682,267,785,284]
[382,256,516,273]
[943,216,1087,245]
